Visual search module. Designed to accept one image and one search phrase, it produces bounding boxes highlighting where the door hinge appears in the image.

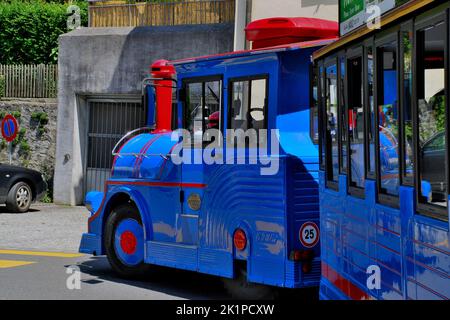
[180,190,185,203]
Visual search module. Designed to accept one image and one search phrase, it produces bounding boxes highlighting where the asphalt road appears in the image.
[0,203,318,300]
[0,249,230,300]
[0,203,229,300]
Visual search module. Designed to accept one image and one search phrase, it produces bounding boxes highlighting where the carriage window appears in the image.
[320,66,326,170]
[311,66,319,144]
[348,57,365,190]
[402,30,414,181]
[185,79,222,146]
[339,57,347,173]
[367,46,376,175]
[377,41,399,197]
[417,21,447,212]
[326,64,339,183]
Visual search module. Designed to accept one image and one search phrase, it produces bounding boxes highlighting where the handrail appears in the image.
[111,127,153,156]
[112,152,171,161]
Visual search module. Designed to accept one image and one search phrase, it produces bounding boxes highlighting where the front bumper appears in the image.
[79,233,102,256]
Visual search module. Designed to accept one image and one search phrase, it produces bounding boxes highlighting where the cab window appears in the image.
[184,78,222,146]
[230,78,267,131]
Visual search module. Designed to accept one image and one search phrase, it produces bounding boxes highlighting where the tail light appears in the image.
[302,262,312,273]
[290,249,314,262]
[290,249,314,272]
[233,229,247,251]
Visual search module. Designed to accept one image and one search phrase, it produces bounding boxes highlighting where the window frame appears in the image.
[310,64,320,145]
[413,10,449,221]
[338,51,348,175]
[399,20,415,187]
[346,46,366,199]
[182,75,224,147]
[324,56,339,191]
[374,29,401,208]
[319,62,326,171]
[364,37,377,180]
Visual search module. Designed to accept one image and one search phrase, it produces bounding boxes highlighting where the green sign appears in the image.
[340,0,411,35]
[340,0,365,22]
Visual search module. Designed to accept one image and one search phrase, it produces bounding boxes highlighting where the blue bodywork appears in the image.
[80,44,327,288]
[319,174,450,300]
[321,109,449,299]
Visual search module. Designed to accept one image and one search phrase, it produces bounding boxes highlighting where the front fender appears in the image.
[8,173,39,199]
[85,191,104,215]
[88,186,153,244]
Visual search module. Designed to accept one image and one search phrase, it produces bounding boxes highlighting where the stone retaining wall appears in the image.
[0,98,57,201]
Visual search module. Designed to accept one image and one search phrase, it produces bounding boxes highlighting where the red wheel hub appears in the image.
[120,231,137,255]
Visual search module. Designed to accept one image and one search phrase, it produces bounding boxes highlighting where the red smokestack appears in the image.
[150,60,176,133]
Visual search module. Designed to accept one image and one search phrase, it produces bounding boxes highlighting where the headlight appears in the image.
[85,202,93,213]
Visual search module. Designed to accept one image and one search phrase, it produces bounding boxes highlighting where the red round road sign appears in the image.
[299,222,320,248]
[1,114,19,143]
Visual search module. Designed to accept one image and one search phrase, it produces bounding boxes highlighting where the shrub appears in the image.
[11,110,21,119]
[19,140,30,152]
[0,0,88,65]
[31,111,49,135]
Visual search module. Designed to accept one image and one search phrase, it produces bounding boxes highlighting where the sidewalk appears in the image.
[0,203,89,253]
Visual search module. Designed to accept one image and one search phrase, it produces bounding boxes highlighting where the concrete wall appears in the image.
[55,24,234,205]
[234,0,339,50]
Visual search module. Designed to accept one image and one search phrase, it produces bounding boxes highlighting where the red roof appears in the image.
[245,17,339,49]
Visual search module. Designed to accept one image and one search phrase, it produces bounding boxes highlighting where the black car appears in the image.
[0,163,47,213]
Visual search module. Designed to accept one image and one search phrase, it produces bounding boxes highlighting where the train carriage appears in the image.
[314,0,450,300]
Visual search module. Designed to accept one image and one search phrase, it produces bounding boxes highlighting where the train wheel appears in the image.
[104,203,151,278]
[222,263,275,300]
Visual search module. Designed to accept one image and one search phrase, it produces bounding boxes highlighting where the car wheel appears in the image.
[104,203,151,278]
[6,182,33,213]
[222,264,275,300]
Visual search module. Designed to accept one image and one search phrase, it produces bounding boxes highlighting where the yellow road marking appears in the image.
[0,260,36,269]
[0,249,84,258]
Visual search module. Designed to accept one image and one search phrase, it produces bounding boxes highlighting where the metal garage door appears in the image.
[85,98,145,192]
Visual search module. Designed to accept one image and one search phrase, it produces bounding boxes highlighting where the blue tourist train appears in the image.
[79,17,339,298]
